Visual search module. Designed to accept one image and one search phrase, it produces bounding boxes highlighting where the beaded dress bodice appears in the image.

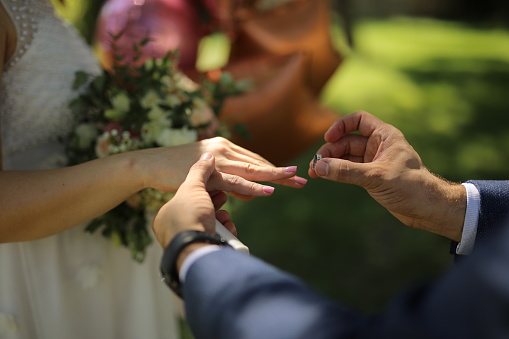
[0,0,99,168]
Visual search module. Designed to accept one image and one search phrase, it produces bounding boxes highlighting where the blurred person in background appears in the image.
[95,0,343,165]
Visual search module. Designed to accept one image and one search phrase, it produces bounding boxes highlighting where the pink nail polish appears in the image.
[262,186,275,194]
[285,166,297,173]
[294,176,308,185]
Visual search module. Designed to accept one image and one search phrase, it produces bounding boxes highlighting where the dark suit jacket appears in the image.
[181,180,509,339]
[468,180,509,249]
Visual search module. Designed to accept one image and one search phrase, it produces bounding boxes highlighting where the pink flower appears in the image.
[95,0,207,71]
[189,98,214,127]
[95,133,112,158]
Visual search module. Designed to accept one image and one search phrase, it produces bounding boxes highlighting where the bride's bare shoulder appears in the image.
[0,1,16,66]
[0,1,15,169]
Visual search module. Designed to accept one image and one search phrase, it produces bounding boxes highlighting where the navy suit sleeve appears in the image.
[183,248,365,339]
[467,180,509,250]
[183,226,509,339]
[373,221,509,339]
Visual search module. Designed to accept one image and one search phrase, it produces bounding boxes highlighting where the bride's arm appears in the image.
[0,143,297,242]
[0,154,146,242]
[0,140,304,243]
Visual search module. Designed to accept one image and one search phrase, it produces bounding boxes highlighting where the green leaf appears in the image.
[140,37,152,46]
[91,75,106,93]
[109,29,125,41]
[72,71,89,90]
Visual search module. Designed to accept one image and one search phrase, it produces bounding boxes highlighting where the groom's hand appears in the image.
[308,111,466,241]
[152,152,235,249]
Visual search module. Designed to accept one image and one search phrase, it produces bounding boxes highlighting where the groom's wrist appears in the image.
[417,177,466,241]
[160,230,231,298]
[176,243,211,273]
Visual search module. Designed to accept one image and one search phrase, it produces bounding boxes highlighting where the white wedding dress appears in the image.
[0,0,181,338]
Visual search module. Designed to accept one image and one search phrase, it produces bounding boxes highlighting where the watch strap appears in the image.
[160,230,231,298]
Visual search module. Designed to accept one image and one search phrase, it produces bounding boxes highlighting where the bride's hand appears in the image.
[134,137,307,200]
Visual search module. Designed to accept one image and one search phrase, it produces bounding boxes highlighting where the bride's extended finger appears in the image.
[207,172,276,197]
[267,176,308,188]
[217,160,304,184]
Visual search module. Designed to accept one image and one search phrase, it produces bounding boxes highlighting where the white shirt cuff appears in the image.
[179,245,222,283]
[457,183,480,255]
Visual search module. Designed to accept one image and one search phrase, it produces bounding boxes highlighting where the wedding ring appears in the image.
[312,154,322,171]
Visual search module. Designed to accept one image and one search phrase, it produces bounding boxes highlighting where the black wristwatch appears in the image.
[160,230,231,298]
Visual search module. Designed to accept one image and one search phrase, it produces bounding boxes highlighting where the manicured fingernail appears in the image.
[316,162,329,176]
[200,152,213,160]
[285,166,297,173]
[262,186,275,194]
[294,176,308,185]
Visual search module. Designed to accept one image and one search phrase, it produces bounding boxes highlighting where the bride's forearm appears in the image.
[0,152,149,242]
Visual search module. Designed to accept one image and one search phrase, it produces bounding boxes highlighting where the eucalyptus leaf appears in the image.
[72,71,90,90]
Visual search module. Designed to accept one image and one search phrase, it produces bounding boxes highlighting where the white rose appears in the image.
[171,127,198,145]
[155,128,174,147]
[160,75,172,88]
[75,123,98,149]
[111,92,130,112]
[189,98,214,127]
[174,72,198,91]
[156,127,197,147]
[147,106,171,126]
[141,121,165,145]
[164,94,181,107]
[141,89,161,109]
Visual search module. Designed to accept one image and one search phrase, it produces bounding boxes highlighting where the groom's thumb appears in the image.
[184,152,215,187]
[315,158,370,187]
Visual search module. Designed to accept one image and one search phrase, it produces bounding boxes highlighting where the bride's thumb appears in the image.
[315,158,370,187]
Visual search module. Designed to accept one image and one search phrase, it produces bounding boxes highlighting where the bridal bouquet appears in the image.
[64,37,249,262]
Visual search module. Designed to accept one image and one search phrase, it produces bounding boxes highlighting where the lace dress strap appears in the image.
[1,0,53,72]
